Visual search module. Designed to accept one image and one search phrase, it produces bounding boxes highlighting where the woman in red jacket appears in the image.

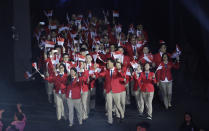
[65,67,82,127]
[41,64,68,121]
[156,53,179,109]
[139,63,156,120]
[79,61,90,120]
[132,63,143,116]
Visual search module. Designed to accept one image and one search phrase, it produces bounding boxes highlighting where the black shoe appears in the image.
[116,117,121,123]
[120,118,124,123]
[138,113,144,118]
[106,122,113,126]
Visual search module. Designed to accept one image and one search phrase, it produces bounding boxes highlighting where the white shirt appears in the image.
[87,63,92,70]
[109,68,115,76]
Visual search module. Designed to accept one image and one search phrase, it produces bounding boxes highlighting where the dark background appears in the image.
[1,0,209,82]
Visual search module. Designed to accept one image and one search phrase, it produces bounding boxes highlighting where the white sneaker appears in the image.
[168,103,172,107]
[79,121,83,125]
[146,116,152,120]
[69,123,73,127]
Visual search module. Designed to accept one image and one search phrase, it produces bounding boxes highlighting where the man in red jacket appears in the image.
[126,37,140,61]
[153,43,171,67]
[79,61,90,120]
[42,64,68,121]
[98,58,124,124]
[114,62,126,122]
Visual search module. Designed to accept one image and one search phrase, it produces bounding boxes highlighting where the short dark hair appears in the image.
[15,112,24,121]
[161,53,168,60]
[107,58,115,66]
[70,67,77,74]
[63,53,69,57]
[80,48,86,52]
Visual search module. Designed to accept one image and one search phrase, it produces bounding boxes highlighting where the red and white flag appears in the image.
[32,62,37,70]
[155,63,163,73]
[113,10,119,17]
[70,31,77,39]
[126,68,131,76]
[115,24,122,33]
[44,40,55,48]
[113,51,123,60]
[143,54,152,63]
[130,60,138,69]
[159,40,166,44]
[128,24,135,34]
[171,44,181,58]
[77,55,86,62]
[57,37,65,46]
[44,10,53,18]
[48,24,57,30]
[92,53,98,62]
[136,41,144,49]
[24,71,32,79]
[58,26,69,33]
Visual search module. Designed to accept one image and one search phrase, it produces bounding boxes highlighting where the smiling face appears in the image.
[63,55,69,62]
[107,60,114,69]
[160,45,167,53]
[59,65,65,73]
[137,64,142,72]
[110,45,115,52]
[116,62,122,70]
[131,37,136,45]
[162,54,168,61]
[144,63,150,71]
[70,69,76,77]
[143,47,149,54]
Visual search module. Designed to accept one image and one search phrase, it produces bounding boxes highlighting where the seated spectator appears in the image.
[6,104,26,131]
[179,112,197,131]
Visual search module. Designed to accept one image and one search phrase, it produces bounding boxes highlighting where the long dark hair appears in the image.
[59,63,67,74]
[67,67,77,85]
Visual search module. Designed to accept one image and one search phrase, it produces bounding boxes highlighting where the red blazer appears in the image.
[112,70,126,93]
[125,43,141,61]
[45,73,68,94]
[122,55,130,71]
[156,61,179,82]
[79,70,89,92]
[65,77,82,99]
[98,68,122,93]
[153,52,171,67]
[138,53,154,65]
[132,72,142,91]
[90,51,106,66]
[46,58,55,77]
[140,72,156,92]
